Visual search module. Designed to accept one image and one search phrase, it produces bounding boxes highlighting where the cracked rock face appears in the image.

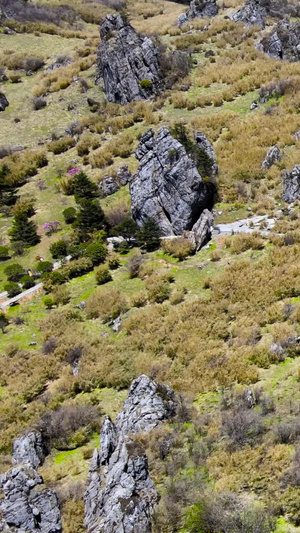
[12,431,46,469]
[282,165,300,203]
[99,175,120,196]
[231,0,265,28]
[0,93,9,112]
[84,375,178,533]
[0,431,61,533]
[261,145,281,169]
[97,15,160,105]
[186,0,218,19]
[130,127,215,242]
[259,20,300,61]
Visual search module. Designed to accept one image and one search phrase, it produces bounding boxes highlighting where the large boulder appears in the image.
[261,145,281,169]
[99,175,120,196]
[282,165,300,203]
[186,0,218,19]
[130,127,215,243]
[12,431,46,469]
[97,15,160,105]
[231,0,265,28]
[84,375,178,533]
[259,20,300,61]
[0,92,9,112]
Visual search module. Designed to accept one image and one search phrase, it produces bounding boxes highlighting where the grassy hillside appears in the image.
[1,0,300,531]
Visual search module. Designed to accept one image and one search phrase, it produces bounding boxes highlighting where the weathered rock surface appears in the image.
[117,164,132,186]
[84,375,178,533]
[259,20,300,61]
[130,127,215,245]
[12,431,45,469]
[0,431,61,533]
[282,165,300,203]
[261,145,281,169]
[195,131,218,177]
[187,0,218,18]
[0,92,9,112]
[186,208,214,251]
[99,175,120,196]
[97,15,160,105]
[231,0,265,28]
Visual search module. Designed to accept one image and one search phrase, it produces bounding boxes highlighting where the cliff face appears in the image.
[84,375,178,533]
[130,127,216,248]
[97,15,160,105]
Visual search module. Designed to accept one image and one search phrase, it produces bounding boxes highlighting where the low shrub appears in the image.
[131,290,148,308]
[84,242,107,266]
[0,246,10,260]
[127,254,145,279]
[85,287,128,322]
[20,275,35,289]
[62,257,93,279]
[162,237,193,260]
[4,263,25,282]
[49,240,68,259]
[145,273,172,303]
[63,207,77,224]
[108,253,120,270]
[95,265,112,285]
[230,232,265,254]
[36,261,53,274]
[4,282,20,298]
[47,137,76,155]
[33,96,47,110]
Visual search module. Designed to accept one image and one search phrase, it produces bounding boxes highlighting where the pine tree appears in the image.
[74,199,106,241]
[9,212,40,247]
[137,218,161,251]
[73,171,98,203]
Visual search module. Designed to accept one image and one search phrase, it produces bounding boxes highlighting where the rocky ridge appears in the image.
[97,15,160,105]
[130,127,216,249]
[178,0,218,25]
[0,431,61,533]
[84,374,178,533]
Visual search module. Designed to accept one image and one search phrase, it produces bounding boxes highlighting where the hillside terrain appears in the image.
[1,0,300,531]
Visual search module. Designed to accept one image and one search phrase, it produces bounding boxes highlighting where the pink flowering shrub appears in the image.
[43,221,60,235]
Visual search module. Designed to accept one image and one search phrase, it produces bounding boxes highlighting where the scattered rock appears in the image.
[130,127,215,241]
[117,164,132,186]
[244,388,255,408]
[282,165,300,203]
[97,14,160,105]
[261,145,281,169]
[47,55,72,71]
[294,129,300,141]
[231,0,265,28]
[0,93,9,112]
[250,101,259,110]
[110,315,122,332]
[84,375,178,533]
[99,175,120,196]
[259,20,300,61]
[178,12,188,26]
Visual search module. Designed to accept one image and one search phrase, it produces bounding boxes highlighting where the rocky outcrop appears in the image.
[117,164,132,186]
[0,431,61,533]
[179,0,218,24]
[0,92,9,112]
[231,0,265,28]
[259,20,300,61]
[12,431,46,469]
[186,209,214,251]
[84,375,178,533]
[195,131,218,177]
[99,175,120,196]
[97,15,160,105]
[261,145,281,169]
[282,165,300,203]
[130,127,215,248]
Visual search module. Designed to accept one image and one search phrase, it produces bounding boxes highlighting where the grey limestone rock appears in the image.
[12,431,45,469]
[186,208,214,251]
[97,15,160,105]
[282,165,300,203]
[0,93,9,112]
[99,175,120,196]
[0,465,61,533]
[261,145,281,169]
[130,127,215,239]
[195,131,218,177]
[117,164,132,186]
[231,0,265,28]
[186,0,218,19]
[84,375,178,533]
[259,20,300,61]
